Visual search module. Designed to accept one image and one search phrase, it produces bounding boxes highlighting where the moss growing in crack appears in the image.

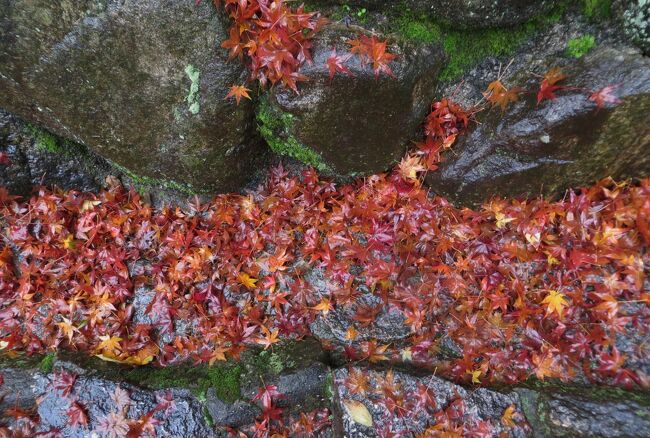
[123,364,242,402]
[567,34,596,58]
[26,125,63,153]
[256,97,332,172]
[110,162,201,196]
[394,4,567,81]
[39,352,57,374]
[323,371,334,402]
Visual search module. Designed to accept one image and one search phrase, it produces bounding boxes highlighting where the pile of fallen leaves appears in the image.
[1,159,649,389]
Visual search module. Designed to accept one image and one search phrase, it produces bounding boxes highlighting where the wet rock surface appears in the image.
[1,362,213,437]
[0,0,266,193]
[333,367,530,437]
[427,19,650,206]
[0,110,111,196]
[266,25,445,177]
[516,386,650,438]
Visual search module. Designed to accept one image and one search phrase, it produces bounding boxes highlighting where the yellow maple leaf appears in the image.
[495,212,515,229]
[398,154,426,184]
[466,369,481,384]
[209,346,228,366]
[501,404,516,427]
[80,199,101,212]
[311,298,333,315]
[97,335,123,355]
[345,325,358,341]
[237,272,258,289]
[57,317,78,342]
[62,234,76,250]
[542,289,568,318]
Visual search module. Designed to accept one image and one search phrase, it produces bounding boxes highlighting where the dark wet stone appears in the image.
[516,386,650,438]
[0,0,266,193]
[0,364,213,437]
[267,25,445,177]
[205,392,260,428]
[426,42,650,206]
[0,110,110,196]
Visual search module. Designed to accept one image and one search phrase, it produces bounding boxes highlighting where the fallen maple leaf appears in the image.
[501,404,516,427]
[97,335,123,356]
[326,49,351,82]
[238,272,258,289]
[466,369,481,384]
[589,84,621,111]
[537,67,568,104]
[310,297,333,315]
[225,84,252,105]
[256,325,280,350]
[483,80,521,111]
[542,289,569,318]
[398,154,426,184]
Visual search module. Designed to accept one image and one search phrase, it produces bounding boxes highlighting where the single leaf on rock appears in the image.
[589,84,621,111]
[326,49,351,82]
[483,80,522,111]
[343,399,373,427]
[67,401,88,427]
[226,85,252,105]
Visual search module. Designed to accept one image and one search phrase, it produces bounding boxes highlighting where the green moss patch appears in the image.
[256,97,332,173]
[567,34,596,58]
[584,0,611,19]
[26,125,63,153]
[110,161,201,196]
[39,352,57,373]
[394,5,567,81]
[123,363,242,402]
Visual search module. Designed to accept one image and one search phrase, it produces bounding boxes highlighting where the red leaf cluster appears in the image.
[218,0,326,92]
[0,167,648,391]
[348,35,397,78]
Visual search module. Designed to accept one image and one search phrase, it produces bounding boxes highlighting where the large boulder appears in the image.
[0,0,266,193]
[426,41,650,206]
[262,25,445,177]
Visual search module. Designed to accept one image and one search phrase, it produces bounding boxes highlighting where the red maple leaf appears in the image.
[326,49,352,82]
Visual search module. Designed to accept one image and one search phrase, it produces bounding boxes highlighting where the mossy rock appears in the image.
[0,0,267,193]
[266,25,445,177]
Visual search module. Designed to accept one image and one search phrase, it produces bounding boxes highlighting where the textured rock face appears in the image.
[0,0,266,193]
[614,0,650,54]
[516,387,650,438]
[333,367,530,437]
[265,26,445,177]
[0,110,112,196]
[0,363,213,437]
[426,43,650,206]
[321,0,560,28]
